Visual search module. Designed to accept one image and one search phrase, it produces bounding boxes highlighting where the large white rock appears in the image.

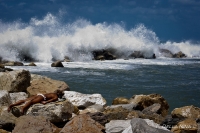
[26,100,74,123]
[64,91,106,107]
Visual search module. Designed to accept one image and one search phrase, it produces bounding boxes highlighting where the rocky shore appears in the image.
[0,69,199,133]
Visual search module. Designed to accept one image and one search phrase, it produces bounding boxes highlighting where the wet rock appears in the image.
[27,74,69,95]
[173,51,187,58]
[112,97,129,105]
[159,49,173,58]
[129,94,169,117]
[51,60,64,67]
[12,115,60,133]
[64,91,106,108]
[28,62,37,66]
[92,49,117,60]
[171,105,200,120]
[63,56,71,62]
[3,61,24,66]
[128,51,156,59]
[60,114,105,133]
[171,119,198,133]
[0,70,31,92]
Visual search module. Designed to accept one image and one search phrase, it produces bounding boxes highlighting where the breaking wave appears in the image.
[0,13,200,62]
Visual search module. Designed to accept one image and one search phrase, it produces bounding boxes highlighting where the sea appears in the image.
[1,13,200,112]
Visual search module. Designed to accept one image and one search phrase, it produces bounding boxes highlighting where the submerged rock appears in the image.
[51,60,64,67]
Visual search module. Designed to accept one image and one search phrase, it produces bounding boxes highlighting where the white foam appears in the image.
[0,13,200,62]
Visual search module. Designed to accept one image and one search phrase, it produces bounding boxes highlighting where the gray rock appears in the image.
[0,90,11,106]
[9,92,28,104]
[0,70,31,92]
[80,104,104,114]
[142,103,161,114]
[106,104,137,111]
[64,91,106,108]
[130,118,172,133]
[26,100,74,123]
[105,120,131,133]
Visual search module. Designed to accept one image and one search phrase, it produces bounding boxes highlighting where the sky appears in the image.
[0,0,200,42]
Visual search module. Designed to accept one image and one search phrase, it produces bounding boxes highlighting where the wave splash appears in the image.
[0,13,200,62]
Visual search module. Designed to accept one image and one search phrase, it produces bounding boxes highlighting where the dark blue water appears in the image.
[29,59,200,112]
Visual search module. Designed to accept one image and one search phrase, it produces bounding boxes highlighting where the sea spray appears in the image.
[0,13,200,62]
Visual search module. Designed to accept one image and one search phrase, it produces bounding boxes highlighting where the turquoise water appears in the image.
[9,58,200,112]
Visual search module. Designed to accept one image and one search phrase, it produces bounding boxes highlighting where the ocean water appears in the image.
[8,59,200,112]
[1,13,200,111]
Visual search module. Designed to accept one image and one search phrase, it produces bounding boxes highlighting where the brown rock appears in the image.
[27,74,69,96]
[51,60,64,67]
[112,97,129,105]
[171,119,198,133]
[129,94,169,117]
[60,114,105,133]
[28,62,36,66]
[0,129,10,133]
[0,70,31,92]
[171,105,200,119]
[12,115,60,133]
[103,106,129,121]
[3,61,24,66]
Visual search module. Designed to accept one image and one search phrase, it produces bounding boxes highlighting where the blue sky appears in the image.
[0,0,200,42]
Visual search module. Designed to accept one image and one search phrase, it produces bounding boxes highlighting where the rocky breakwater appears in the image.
[0,69,199,133]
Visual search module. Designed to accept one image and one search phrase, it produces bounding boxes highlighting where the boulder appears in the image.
[0,106,16,132]
[0,64,5,68]
[161,115,184,130]
[27,74,69,96]
[128,51,156,59]
[9,92,28,104]
[63,56,71,62]
[28,62,36,66]
[0,70,31,92]
[3,61,24,66]
[51,60,64,67]
[63,91,106,108]
[92,49,117,60]
[103,106,129,121]
[106,104,137,111]
[171,105,200,119]
[12,115,60,133]
[171,119,198,133]
[60,114,105,133]
[26,100,74,123]
[0,129,10,133]
[130,118,172,133]
[129,94,169,117]
[88,112,109,126]
[173,51,186,58]
[159,49,173,58]
[0,90,11,106]
[142,103,161,114]
[80,104,104,114]
[105,120,131,133]
[112,97,129,105]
